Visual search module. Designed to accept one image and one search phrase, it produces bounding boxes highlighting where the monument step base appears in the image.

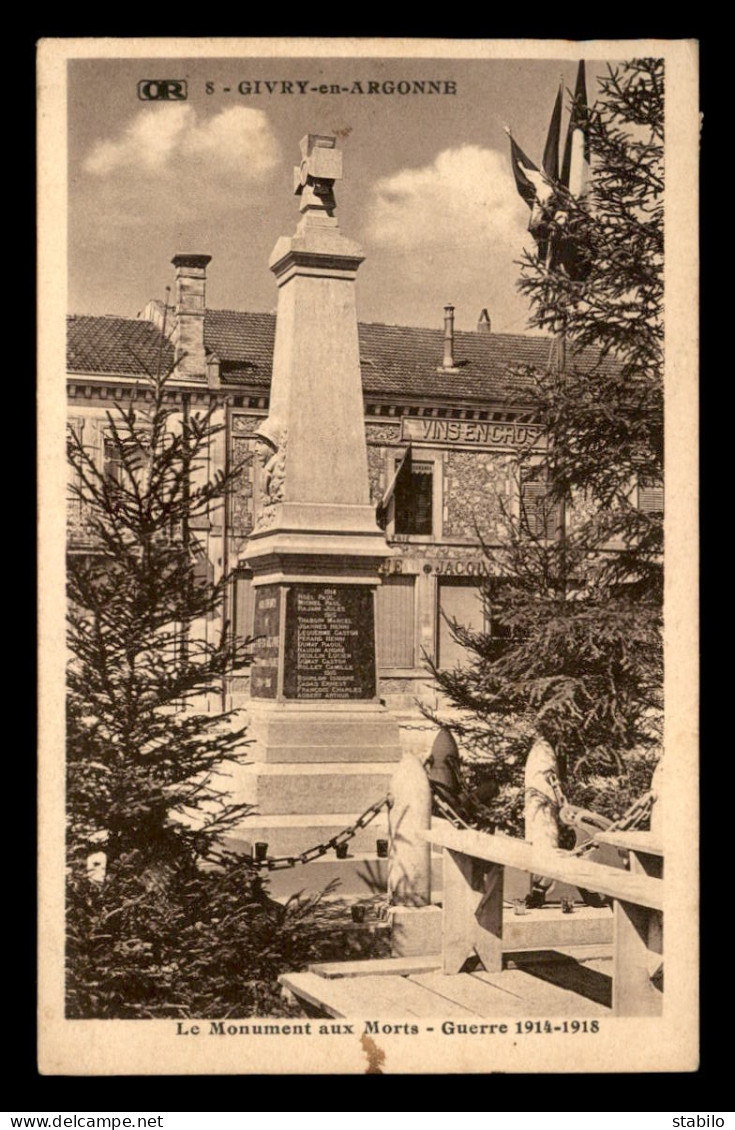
[228,761,395,815]
[250,854,390,900]
[246,743,402,764]
[245,706,402,765]
[226,813,391,857]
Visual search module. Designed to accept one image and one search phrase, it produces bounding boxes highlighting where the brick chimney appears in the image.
[477,308,491,333]
[170,254,211,379]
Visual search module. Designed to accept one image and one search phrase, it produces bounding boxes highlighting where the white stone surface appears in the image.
[387,751,432,906]
[524,735,561,848]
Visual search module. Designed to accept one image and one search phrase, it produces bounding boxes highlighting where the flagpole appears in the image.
[556,317,568,601]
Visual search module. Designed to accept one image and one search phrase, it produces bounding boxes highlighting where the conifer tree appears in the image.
[65,363,336,1017]
[66,366,251,878]
[428,60,664,829]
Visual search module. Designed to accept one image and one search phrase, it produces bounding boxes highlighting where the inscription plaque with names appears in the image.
[250,584,281,699]
[283,584,376,701]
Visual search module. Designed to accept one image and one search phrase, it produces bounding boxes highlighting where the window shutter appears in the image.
[103,435,124,485]
[234,572,255,647]
[521,480,545,536]
[437,578,485,669]
[521,473,562,539]
[639,484,664,514]
[377,575,415,668]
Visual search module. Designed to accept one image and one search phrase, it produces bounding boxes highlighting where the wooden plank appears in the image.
[612,901,663,1017]
[409,972,538,1018]
[473,863,504,973]
[424,822,663,910]
[510,952,612,1009]
[627,847,663,880]
[426,823,535,870]
[440,849,475,973]
[279,971,476,1018]
[343,975,476,1017]
[279,972,353,1018]
[595,831,663,856]
[506,944,612,974]
[473,969,608,1016]
[309,955,441,979]
[441,850,504,974]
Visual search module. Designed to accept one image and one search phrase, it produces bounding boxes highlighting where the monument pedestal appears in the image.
[227,570,401,893]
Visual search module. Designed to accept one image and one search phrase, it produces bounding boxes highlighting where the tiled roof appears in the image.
[358,322,547,402]
[67,315,174,377]
[205,309,548,402]
[67,309,589,405]
[205,309,276,374]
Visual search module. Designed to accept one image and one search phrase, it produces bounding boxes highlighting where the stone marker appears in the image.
[388,751,432,907]
[387,750,442,957]
[524,732,562,906]
[524,733,562,849]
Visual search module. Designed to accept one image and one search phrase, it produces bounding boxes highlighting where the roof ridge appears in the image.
[67,313,148,322]
[68,309,551,344]
[206,307,275,318]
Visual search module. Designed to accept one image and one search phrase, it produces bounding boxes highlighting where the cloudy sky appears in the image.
[68,53,611,334]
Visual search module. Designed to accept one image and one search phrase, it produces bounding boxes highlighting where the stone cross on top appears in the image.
[293,133,342,218]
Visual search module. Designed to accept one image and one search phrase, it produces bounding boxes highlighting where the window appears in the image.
[394,459,433,536]
[437,577,486,669]
[67,418,97,535]
[638,483,664,515]
[377,575,415,668]
[103,436,124,486]
[233,570,255,647]
[67,420,85,522]
[487,581,513,640]
[520,468,562,540]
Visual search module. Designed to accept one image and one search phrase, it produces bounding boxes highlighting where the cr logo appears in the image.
[137,79,188,101]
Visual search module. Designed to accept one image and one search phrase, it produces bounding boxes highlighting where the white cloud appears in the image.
[76,105,282,232]
[366,145,527,250]
[83,105,280,180]
[361,146,534,333]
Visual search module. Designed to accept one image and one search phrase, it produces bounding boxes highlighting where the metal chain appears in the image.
[233,765,654,872]
[432,771,655,859]
[431,786,493,832]
[239,795,390,872]
[568,790,655,859]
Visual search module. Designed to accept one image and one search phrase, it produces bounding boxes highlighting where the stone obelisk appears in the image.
[235,135,401,890]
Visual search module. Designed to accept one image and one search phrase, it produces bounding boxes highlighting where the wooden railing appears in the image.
[423,821,663,1017]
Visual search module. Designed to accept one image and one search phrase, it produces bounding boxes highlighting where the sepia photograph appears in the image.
[37,37,699,1075]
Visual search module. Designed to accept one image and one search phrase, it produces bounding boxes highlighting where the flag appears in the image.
[508,134,545,211]
[507,67,592,276]
[508,132,554,262]
[542,81,563,183]
[377,444,412,525]
[561,61,590,198]
[552,61,592,279]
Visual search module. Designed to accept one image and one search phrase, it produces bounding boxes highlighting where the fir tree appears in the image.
[66,365,252,878]
[65,361,341,1017]
[427,60,664,829]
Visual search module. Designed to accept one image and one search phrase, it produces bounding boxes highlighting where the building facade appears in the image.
[67,253,660,720]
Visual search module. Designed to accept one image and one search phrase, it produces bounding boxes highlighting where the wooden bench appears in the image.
[423,821,663,1017]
